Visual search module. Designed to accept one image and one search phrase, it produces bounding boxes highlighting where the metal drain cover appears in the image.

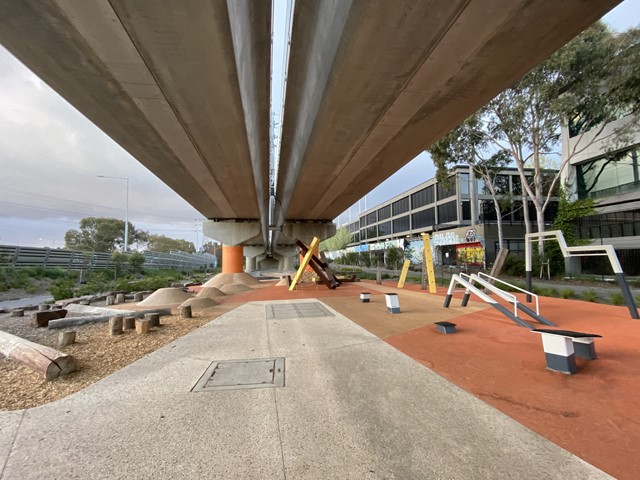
[266,302,334,319]
[192,358,285,392]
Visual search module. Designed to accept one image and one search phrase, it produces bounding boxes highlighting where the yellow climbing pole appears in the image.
[422,233,437,293]
[289,236,320,291]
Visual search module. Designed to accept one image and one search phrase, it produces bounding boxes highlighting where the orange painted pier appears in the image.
[221,245,244,274]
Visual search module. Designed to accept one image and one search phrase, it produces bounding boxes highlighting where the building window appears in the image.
[577,148,640,199]
[393,215,410,233]
[365,212,377,226]
[437,182,456,200]
[459,173,470,195]
[366,226,377,239]
[575,209,640,240]
[412,185,435,208]
[495,239,526,256]
[411,208,435,229]
[378,221,391,237]
[462,201,471,220]
[392,197,410,216]
[437,201,457,223]
[378,205,391,221]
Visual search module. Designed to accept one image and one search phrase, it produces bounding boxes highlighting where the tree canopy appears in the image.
[319,227,352,252]
[64,217,198,254]
[64,217,147,253]
[146,234,195,254]
[429,22,639,248]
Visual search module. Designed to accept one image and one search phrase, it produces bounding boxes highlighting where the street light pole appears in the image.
[98,175,129,252]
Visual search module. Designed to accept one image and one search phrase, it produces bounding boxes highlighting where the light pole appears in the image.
[98,175,129,252]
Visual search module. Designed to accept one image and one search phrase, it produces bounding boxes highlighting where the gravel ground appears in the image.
[0,309,216,411]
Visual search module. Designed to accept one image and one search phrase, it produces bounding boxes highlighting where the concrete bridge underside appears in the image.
[0,0,620,270]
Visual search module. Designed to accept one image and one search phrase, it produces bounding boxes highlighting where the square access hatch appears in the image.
[266,302,334,319]
[192,357,285,392]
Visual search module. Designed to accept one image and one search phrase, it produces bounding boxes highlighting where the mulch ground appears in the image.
[216,279,640,479]
[0,303,240,411]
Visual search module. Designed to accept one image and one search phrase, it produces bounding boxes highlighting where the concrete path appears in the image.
[0,300,611,479]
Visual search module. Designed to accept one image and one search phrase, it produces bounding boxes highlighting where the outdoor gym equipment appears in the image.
[444,273,555,329]
[524,231,638,319]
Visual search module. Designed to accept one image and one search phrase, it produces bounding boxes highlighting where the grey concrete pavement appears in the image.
[0,300,612,479]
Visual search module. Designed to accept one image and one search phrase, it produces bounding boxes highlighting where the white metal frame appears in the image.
[446,274,496,304]
[459,272,519,318]
[525,230,623,274]
[477,271,540,315]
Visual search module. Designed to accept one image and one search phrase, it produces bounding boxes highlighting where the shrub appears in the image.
[49,278,76,301]
[610,292,625,306]
[502,254,525,277]
[128,252,146,274]
[538,288,558,297]
[560,288,575,299]
[582,290,598,303]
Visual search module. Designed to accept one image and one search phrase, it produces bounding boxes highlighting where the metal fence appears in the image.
[0,245,216,272]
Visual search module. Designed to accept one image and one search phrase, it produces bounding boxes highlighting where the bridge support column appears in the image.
[274,246,298,273]
[283,256,295,271]
[282,221,336,244]
[245,256,256,273]
[222,246,244,274]
[203,220,262,280]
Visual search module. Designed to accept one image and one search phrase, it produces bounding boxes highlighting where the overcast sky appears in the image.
[0,1,638,248]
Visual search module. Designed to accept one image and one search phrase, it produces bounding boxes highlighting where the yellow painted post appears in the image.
[289,237,320,291]
[397,259,411,288]
[421,233,437,293]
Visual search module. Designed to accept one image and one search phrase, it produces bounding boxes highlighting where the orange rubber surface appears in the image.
[203,280,640,479]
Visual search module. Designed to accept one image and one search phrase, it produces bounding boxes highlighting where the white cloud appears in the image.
[0,45,203,247]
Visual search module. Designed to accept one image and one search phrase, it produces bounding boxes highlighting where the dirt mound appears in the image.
[219,283,253,295]
[180,297,218,310]
[196,287,226,299]
[202,272,259,289]
[138,288,193,306]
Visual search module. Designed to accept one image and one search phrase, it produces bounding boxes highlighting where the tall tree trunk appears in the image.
[493,196,504,252]
[536,206,546,256]
[522,195,531,236]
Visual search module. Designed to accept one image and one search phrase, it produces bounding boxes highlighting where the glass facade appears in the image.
[437,182,456,200]
[411,185,435,209]
[393,215,410,233]
[377,205,391,221]
[392,197,410,216]
[411,208,435,229]
[378,221,391,237]
[459,173,470,195]
[577,148,640,199]
[437,201,457,224]
[575,210,640,241]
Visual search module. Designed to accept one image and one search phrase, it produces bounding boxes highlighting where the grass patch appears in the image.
[610,292,625,306]
[582,290,598,303]
[560,288,576,299]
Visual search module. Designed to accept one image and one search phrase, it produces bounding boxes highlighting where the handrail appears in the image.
[478,271,539,315]
[464,273,519,318]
